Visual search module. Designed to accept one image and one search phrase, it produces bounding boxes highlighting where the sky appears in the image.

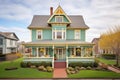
[0,0,120,42]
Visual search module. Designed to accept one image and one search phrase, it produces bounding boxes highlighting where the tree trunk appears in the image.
[116,52,119,66]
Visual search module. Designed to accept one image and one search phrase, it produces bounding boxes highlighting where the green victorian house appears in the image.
[24,6,94,68]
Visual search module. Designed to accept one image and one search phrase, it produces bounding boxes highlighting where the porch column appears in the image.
[81,47,84,57]
[36,47,39,57]
[66,45,68,68]
[52,45,54,68]
[66,45,68,57]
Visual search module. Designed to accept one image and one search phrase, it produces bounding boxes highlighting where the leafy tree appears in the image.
[99,26,120,66]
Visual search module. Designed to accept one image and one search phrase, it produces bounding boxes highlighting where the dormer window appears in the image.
[55,16,63,22]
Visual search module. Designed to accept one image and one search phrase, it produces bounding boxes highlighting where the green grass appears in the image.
[0,58,52,78]
[97,58,116,65]
[68,70,120,78]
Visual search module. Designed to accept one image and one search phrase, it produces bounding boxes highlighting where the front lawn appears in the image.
[68,70,120,78]
[96,58,116,65]
[0,58,52,78]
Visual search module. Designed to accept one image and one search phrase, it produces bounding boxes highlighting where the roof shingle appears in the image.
[28,15,89,29]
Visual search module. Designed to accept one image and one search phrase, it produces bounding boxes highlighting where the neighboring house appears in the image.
[24,6,94,68]
[92,38,100,57]
[17,41,25,54]
[0,32,19,55]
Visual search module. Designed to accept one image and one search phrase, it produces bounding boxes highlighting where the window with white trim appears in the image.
[55,16,63,22]
[53,29,66,40]
[75,30,80,39]
[37,30,42,39]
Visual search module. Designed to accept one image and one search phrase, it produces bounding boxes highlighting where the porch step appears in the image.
[54,62,66,68]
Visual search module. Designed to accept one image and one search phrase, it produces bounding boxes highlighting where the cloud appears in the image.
[0,0,120,42]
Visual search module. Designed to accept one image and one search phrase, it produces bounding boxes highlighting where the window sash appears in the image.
[37,30,42,39]
[53,30,66,40]
[75,30,80,39]
[55,16,63,22]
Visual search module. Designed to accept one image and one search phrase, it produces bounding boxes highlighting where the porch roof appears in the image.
[23,40,94,46]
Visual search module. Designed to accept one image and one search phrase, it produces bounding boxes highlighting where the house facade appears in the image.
[0,32,19,55]
[24,6,94,68]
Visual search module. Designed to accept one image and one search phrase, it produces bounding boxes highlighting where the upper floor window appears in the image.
[37,30,42,39]
[0,38,3,45]
[57,31,62,39]
[55,16,63,22]
[75,30,80,39]
[53,29,66,40]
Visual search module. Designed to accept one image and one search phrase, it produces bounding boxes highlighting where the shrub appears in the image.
[46,66,53,72]
[38,66,45,71]
[80,67,86,70]
[86,66,92,70]
[20,62,28,68]
[68,62,82,68]
[21,61,52,68]
[102,54,116,59]
[27,62,32,67]
[93,62,98,67]
[68,67,74,71]
[66,69,71,74]
[75,66,81,71]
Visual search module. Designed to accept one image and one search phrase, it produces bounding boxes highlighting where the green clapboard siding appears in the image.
[43,29,52,40]
[32,29,36,41]
[52,25,66,30]
[81,30,85,41]
[67,30,74,39]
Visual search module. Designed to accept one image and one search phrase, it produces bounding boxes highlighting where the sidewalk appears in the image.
[53,68,67,78]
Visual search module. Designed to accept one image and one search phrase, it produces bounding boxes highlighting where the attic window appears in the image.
[55,16,63,22]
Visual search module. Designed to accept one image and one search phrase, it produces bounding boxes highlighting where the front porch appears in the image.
[23,43,95,68]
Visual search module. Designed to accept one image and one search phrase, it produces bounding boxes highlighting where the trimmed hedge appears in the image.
[68,62,98,68]
[20,61,52,68]
[102,54,116,59]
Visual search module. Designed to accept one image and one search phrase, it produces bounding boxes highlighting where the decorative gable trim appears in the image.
[47,5,71,23]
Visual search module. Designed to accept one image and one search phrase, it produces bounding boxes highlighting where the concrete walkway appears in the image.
[53,68,67,78]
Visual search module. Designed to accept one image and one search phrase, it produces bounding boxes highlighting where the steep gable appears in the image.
[47,5,71,24]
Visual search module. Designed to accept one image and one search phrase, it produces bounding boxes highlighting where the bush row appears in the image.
[20,61,52,68]
[68,62,98,68]
[102,54,116,59]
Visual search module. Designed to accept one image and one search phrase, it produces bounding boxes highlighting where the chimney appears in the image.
[50,7,53,15]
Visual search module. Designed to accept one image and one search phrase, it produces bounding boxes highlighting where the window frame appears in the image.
[52,29,66,40]
[36,30,42,40]
[75,30,80,39]
[55,16,63,22]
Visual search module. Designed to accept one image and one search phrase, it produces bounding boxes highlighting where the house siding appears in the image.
[66,30,74,40]
[43,29,52,40]
[32,29,36,41]
[81,29,85,41]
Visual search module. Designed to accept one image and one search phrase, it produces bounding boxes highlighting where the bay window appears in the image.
[53,29,66,40]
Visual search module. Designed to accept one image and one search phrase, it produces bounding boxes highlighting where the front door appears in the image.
[55,48,65,60]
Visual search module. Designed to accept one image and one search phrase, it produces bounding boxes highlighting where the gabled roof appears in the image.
[0,32,19,41]
[28,15,89,29]
[47,5,71,23]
